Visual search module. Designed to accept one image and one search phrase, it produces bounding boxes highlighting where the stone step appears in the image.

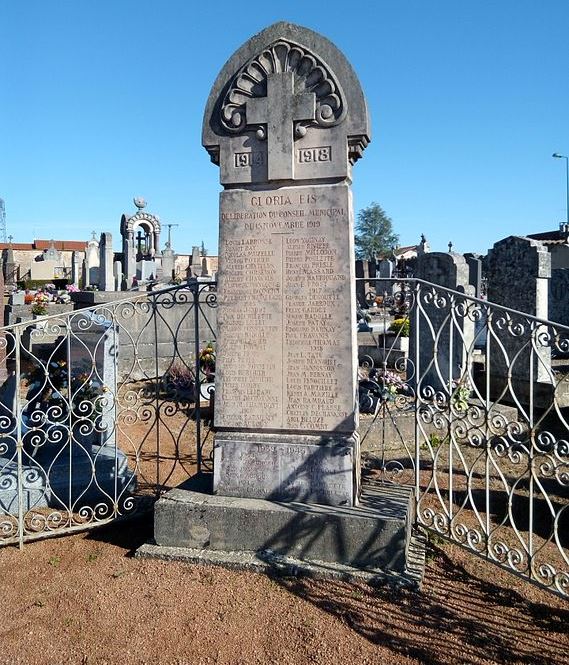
[146,479,424,587]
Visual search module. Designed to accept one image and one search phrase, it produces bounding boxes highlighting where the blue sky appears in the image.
[1,1,568,255]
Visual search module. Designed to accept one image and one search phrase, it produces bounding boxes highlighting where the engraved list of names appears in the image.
[215,183,357,433]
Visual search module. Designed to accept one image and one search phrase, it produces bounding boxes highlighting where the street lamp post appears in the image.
[552,152,569,225]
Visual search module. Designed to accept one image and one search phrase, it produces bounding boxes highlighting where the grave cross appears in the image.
[246,71,315,181]
[7,235,13,244]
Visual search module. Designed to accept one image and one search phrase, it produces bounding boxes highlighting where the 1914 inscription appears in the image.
[234,151,265,168]
[216,184,356,433]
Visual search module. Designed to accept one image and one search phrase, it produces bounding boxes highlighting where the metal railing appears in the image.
[0,280,217,547]
[1,274,567,599]
[358,278,569,598]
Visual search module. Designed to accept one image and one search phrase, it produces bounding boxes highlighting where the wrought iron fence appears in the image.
[0,279,217,547]
[2,272,567,599]
[358,277,569,598]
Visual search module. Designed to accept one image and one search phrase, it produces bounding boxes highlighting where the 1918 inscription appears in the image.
[297,146,331,163]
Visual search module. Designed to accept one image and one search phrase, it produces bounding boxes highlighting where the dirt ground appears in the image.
[0,514,567,665]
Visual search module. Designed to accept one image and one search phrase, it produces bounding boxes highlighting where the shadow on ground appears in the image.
[270,541,569,665]
[84,488,568,665]
[85,512,154,556]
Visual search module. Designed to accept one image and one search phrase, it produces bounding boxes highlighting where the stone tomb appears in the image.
[0,314,135,516]
[412,252,475,394]
[148,22,420,585]
[486,236,564,406]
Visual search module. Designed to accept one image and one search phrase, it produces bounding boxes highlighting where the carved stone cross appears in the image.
[246,71,315,180]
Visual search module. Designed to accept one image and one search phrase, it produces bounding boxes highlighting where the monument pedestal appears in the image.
[141,479,423,587]
[213,431,359,506]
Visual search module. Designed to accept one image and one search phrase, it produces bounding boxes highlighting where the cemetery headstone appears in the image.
[0,268,6,382]
[148,23,417,584]
[161,247,176,282]
[120,200,161,285]
[464,252,483,298]
[71,251,81,286]
[30,259,57,281]
[549,268,569,327]
[487,236,553,401]
[99,232,115,291]
[379,258,393,278]
[417,234,430,255]
[84,232,100,287]
[412,252,475,394]
[113,260,122,292]
[377,257,394,296]
[203,21,370,506]
[43,240,61,263]
[4,243,17,286]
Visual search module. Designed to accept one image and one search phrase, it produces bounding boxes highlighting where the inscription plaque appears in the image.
[213,435,354,505]
[216,184,357,433]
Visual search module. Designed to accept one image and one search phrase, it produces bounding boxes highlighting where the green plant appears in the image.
[48,556,61,568]
[451,377,472,412]
[389,317,410,337]
[421,433,448,451]
[31,302,48,315]
[31,291,50,315]
[425,533,447,562]
[354,202,399,260]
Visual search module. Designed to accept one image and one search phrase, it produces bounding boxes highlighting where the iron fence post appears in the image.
[188,278,203,472]
[413,280,421,519]
[15,328,24,549]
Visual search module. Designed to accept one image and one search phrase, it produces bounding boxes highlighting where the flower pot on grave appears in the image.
[376,333,409,353]
[391,336,409,353]
[32,314,48,330]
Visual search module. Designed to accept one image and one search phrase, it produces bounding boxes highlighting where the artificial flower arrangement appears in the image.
[199,342,216,379]
[31,292,51,315]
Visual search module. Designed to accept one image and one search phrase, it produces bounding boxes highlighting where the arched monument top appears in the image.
[120,211,162,235]
[202,21,371,185]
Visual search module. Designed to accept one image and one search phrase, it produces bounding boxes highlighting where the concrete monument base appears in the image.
[213,431,360,507]
[145,479,423,586]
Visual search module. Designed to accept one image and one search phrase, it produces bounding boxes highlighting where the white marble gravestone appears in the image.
[203,22,370,506]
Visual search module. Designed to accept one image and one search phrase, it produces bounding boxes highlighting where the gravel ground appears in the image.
[0,515,567,665]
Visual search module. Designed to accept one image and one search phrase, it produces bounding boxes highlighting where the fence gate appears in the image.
[0,280,217,548]
[358,277,568,599]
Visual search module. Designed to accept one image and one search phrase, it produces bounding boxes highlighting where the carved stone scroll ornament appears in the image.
[219,39,346,141]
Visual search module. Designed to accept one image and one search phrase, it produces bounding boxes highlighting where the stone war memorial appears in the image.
[149,22,418,583]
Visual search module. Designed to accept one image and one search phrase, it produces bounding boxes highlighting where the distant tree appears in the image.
[200,240,208,257]
[354,202,399,260]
